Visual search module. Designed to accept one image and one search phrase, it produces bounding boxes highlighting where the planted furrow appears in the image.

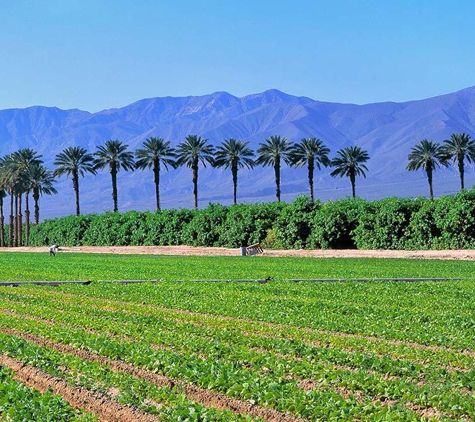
[0,354,160,422]
[2,297,474,393]
[5,289,475,378]
[0,312,465,421]
[14,288,475,366]
[0,326,306,422]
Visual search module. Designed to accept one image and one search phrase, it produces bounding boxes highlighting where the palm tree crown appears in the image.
[290,138,330,201]
[94,140,135,212]
[330,146,369,198]
[407,139,447,199]
[175,135,214,209]
[256,135,293,202]
[214,138,255,204]
[135,137,176,211]
[54,146,96,216]
[441,133,475,190]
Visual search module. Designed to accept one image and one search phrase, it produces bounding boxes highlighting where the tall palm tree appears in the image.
[1,154,15,247]
[441,133,475,191]
[94,140,135,212]
[214,138,255,204]
[135,137,176,211]
[0,188,5,247]
[407,139,447,199]
[256,135,293,202]
[0,157,6,247]
[330,146,370,198]
[6,149,42,246]
[54,146,96,216]
[175,135,215,209]
[290,138,330,201]
[26,163,58,225]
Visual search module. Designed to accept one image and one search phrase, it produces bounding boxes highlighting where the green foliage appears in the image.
[353,197,425,249]
[3,275,475,420]
[274,195,320,249]
[219,202,284,247]
[27,188,475,250]
[309,198,366,249]
[182,203,228,246]
[406,189,475,249]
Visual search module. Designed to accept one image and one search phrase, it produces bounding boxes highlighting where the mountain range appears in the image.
[2,86,475,220]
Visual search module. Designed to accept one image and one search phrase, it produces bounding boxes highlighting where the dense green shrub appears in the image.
[274,195,320,249]
[353,197,425,250]
[309,198,366,249]
[406,190,475,249]
[26,190,475,250]
[218,202,285,248]
[182,203,228,246]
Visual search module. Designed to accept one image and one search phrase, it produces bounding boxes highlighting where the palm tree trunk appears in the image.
[154,160,160,211]
[73,169,80,216]
[427,167,434,200]
[232,164,238,205]
[458,156,465,190]
[8,191,13,247]
[25,191,30,246]
[192,161,198,209]
[274,159,281,202]
[111,164,118,212]
[14,194,19,247]
[0,196,4,247]
[18,193,22,246]
[350,171,356,199]
[33,189,40,224]
[308,160,315,202]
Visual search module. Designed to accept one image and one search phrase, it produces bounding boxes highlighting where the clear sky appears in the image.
[1,0,474,112]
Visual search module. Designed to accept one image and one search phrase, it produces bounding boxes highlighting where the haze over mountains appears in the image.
[2,86,475,219]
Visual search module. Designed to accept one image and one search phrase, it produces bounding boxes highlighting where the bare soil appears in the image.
[1,245,475,259]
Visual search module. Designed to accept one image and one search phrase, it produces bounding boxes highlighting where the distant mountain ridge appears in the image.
[1,87,475,219]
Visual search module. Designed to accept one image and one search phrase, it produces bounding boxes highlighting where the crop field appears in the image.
[1,253,475,421]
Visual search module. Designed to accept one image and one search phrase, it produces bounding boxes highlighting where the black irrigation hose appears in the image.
[0,277,463,287]
[290,277,463,282]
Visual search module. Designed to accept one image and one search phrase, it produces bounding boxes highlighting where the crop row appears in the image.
[3,289,475,377]
[0,365,97,421]
[1,292,474,419]
[52,280,475,350]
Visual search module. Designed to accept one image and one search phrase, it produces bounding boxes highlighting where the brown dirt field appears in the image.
[1,245,475,259]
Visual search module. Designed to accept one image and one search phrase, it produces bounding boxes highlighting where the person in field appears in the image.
[49,244,59,256]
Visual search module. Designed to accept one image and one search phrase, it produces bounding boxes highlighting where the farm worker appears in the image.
[49,244,59,257]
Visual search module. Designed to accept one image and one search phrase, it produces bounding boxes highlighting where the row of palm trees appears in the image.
[0,132,473,247]
[51,135,370,215]
[407,133,475,199]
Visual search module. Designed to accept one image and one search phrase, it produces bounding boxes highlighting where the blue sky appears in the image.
[1,0,474,112]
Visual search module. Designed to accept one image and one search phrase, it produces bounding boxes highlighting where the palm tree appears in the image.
[6,149,42,246]
[441,133,475,191]
[290,138,330,201]
[94,140,135,212]
[330,146,370,198]
[26,163,58,225]
[0,188,5,247]
[175,135,215,209]
[135,137,176,211]
[0,157,6,247]
[214,139,255,204]
[407,139,447,199]
[256,135,293,202]
[54,146,96,216]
